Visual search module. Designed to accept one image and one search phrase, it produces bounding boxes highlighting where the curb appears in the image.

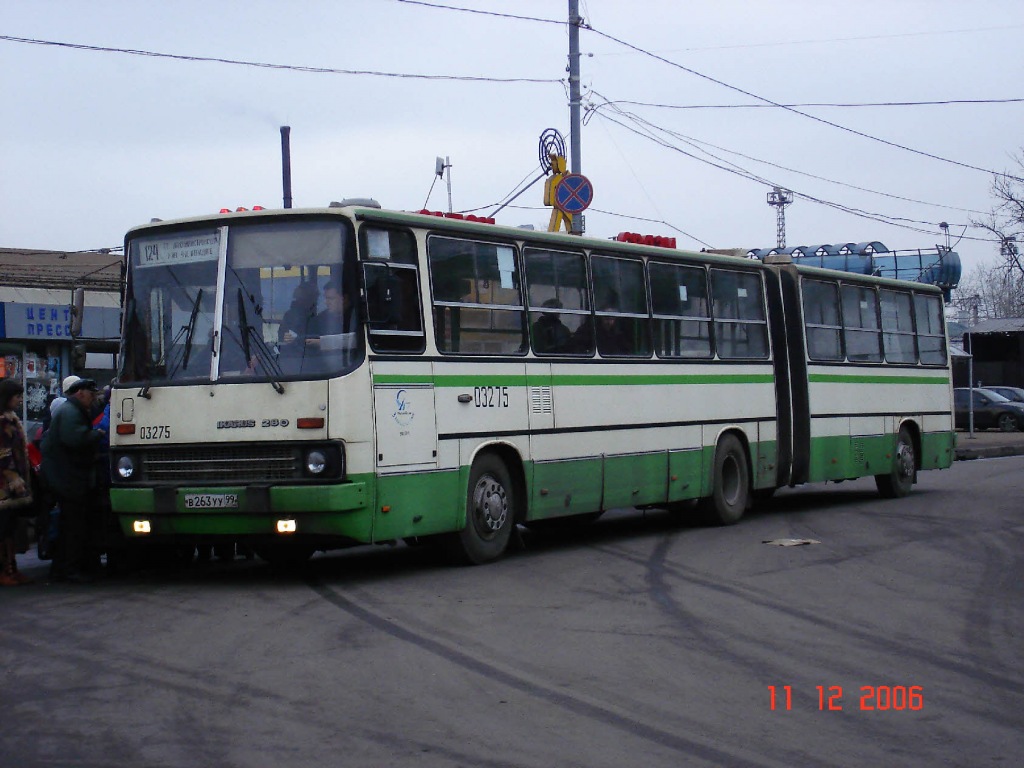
[955,443,1024,461]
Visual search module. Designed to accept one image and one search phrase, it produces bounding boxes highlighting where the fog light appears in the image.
[305,450,327,475]
[116,455,135,479]
[277,519,297,534]
[133,520,151,534]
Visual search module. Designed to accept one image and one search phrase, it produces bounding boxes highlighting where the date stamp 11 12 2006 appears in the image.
[768,685,923,712]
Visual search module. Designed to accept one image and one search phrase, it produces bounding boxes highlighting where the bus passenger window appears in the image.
[591,255,651,358]
[914,293,947,366]
[802,279,842,361]
[841,285,882,362]
[880,289,917,363]
[428,236,526,355]
[710,269,768,359]
[649,262,711,358]
[524,247,591,355]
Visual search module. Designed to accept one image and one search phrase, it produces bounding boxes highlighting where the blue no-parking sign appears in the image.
[553,174,594,215]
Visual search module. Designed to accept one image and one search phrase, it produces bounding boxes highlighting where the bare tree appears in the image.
[973,151,1024,277]
[953,258,1024,320]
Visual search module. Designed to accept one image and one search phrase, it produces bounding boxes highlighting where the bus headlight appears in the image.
[305,450,328,475]
[116,455,135,479]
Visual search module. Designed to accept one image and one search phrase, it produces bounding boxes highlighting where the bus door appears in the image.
[774,265,811,485]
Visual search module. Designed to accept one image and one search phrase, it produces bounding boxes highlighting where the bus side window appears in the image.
[523,247,592,356]
[649,261,711,358]
[880,289,917,363]
[591,254,651,358]
[362,227,425,354]
[802,278,842,361]
[428,236,527,355]
[914,293,947,366]
[841,284,882,362]
[709,269,768,360]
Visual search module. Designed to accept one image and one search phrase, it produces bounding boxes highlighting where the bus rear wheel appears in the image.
[875,426,916,498]
[450,454,515,565]
[700,434,750,526]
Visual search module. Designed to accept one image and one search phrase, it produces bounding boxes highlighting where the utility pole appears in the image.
[568,0,583,233]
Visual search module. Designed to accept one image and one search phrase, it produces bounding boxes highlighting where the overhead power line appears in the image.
[583,25,1024,183]
[588,93,989,217]
[602,97,1024,111]
[394,0,565,25]
[593,23,1024,54]
[0,35,562,84]
[594,109,999,243]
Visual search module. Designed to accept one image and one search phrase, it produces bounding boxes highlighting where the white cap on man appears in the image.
[62,375,81,393]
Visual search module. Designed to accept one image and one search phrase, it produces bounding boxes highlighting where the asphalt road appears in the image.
[2,456,1022,768]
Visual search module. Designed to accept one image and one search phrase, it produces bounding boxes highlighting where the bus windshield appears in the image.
[120,218,361,384]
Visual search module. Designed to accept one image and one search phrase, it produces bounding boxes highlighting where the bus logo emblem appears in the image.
[393,389,414,428]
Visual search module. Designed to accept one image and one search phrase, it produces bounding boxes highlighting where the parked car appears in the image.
[953,387,1024,432]
[984,385,1024,404]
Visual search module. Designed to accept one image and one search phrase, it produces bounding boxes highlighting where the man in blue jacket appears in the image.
[41,378,104,583]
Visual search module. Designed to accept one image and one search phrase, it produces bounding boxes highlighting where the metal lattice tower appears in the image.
[766,187,794,248]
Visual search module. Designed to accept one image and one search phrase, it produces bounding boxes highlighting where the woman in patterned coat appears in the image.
[0,378,33,585]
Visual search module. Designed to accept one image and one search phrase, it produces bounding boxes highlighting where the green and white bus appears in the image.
[109,202,955,564]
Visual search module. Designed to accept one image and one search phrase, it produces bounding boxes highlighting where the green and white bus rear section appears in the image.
[110,205,954,565]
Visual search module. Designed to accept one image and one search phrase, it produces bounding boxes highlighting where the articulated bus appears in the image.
[109,202,955,565]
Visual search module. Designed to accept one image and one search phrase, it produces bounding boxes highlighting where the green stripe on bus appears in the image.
[372,374,436,385]
[373,373,774,387]
[809,373,949,385]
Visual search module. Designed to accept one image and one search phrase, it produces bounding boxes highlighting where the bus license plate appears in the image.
[184,493,239,509]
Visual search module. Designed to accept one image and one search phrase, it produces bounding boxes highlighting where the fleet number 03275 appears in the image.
[474,386,509,408]
[138,425,171,440]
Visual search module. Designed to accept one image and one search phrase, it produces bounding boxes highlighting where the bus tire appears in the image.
[875,426,916,498]
[700,434,750,526]
[451,454,515,565]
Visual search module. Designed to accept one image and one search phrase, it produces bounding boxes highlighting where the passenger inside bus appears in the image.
[278,280,319,347]
[531,298,573,354]
[306,280,357,352]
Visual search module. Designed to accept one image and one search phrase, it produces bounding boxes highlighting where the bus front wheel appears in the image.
[875,427,916,498]
[450,454,515,565]
[700,434,750,526]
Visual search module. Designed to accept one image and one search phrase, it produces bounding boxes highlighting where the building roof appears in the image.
[967,317,1024,334]
[0,247,122,292]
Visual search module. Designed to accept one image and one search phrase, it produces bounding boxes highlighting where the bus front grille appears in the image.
[142,445,299,483]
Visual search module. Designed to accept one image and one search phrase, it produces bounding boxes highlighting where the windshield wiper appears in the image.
[237,288,286,394]
[165,288,204,382]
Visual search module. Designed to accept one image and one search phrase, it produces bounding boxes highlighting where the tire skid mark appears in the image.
[4,605,495,768]
[596,536,1024,707]
[307,577,798,768]
[643,535,778,679]
[964,530,1024,691]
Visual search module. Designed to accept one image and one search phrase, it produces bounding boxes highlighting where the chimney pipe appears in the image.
[280,126,293,209]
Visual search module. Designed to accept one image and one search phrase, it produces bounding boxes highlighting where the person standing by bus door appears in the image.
[41,378,104,583]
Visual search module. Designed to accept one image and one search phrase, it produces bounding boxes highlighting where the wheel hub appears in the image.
[473,476,508,532]
[895,443,915,480]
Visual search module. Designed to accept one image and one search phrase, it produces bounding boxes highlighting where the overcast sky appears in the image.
[3,0,1023,275]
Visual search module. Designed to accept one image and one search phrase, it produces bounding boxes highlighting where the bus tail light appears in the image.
[117,424,136,435]
[133,520,151,534]
[276,519,297,534]
[297,417,325,429]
